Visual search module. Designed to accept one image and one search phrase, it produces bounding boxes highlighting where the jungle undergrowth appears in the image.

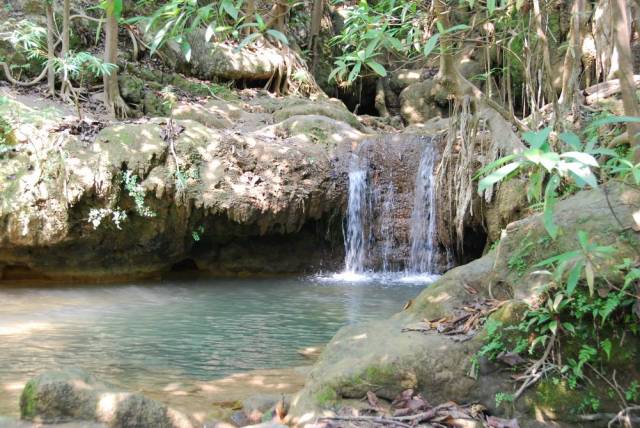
[475,116,640,419]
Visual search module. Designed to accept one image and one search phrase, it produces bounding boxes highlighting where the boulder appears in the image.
[0,94,366,281]
[20,369,193,427]
[290,182,640,424]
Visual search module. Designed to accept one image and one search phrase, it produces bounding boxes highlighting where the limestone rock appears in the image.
[0,94,365,281]
[20,369,193,427]
[290,183,640,423]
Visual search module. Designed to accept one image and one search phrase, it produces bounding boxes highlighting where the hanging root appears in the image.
[264,42,323,97]
[435,90,525,255]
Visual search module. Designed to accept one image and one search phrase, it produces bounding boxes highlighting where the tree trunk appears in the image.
[45,2,56,97]
[532,0,560,125]
[309,0,324,73]
[559,0,586,114]
[243,0,255,36]
[103,0,129,118]
[60,0,71,99]
[267,1,289,31]
[612,0,640,160]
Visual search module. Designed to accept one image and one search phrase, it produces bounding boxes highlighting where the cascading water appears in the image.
[407,144,438,274]
[344,168,368,273]
[333,136,444,283]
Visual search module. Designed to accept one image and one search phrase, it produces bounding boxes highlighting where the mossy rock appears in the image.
[273,100,363,131]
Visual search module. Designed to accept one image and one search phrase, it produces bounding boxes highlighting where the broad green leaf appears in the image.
[539,152,561,172]
[220,0,239,20]
[477,161,522,193]
[523,127,552,149]
[366,60,387,77]
[563,162,598,188]
[365,39,379,58]
[562,322,576,334]
[559,132,581,149]
[423,33,440,57]
[560,152,599,167]
[548,320,558,335]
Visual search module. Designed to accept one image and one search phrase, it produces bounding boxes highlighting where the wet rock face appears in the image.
[345,134,449,273]
[0,94,366,282]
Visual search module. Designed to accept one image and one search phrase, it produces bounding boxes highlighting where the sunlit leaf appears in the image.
[478,161,522,193]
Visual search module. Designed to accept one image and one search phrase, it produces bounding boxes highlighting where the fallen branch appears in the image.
[608,405,640,428]
[585,75,640,105]
[513,331,557,401]
[319,415,415,428]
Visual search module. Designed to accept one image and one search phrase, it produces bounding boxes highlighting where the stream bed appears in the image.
[0,275,432,416]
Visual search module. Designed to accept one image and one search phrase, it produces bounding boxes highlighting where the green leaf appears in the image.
[566,260,584,296]
[236,32,261,51]
[562,322,576,334]
[487,0,496,14]
[478,161,522,193]
[585,261,595,297]
[590,115,640,128]
[220,0,239,20]
[348,62,362,83]
[366,60,387,77]
[543,175,560,239]
[601,339,612,360]
[265,29,289,45]
[180,40,192,62]
[560,152,599,167]
[423,33,440,57]
[559,132,581,149]
[523,127,552,149]
[563,162,598,188]
[548,320,558,335]
[442,24,470,34]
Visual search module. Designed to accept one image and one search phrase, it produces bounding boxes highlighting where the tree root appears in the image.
[0,62,48,87]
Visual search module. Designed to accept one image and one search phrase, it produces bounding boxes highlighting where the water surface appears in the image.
[0,276,428,415]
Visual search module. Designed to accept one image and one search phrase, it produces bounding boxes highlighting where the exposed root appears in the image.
[0,62,48,86]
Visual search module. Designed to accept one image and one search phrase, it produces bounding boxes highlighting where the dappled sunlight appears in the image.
[3,381,25,392]
[0,321,55,336]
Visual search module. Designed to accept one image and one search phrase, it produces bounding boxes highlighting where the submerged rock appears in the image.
[20,369,193,427]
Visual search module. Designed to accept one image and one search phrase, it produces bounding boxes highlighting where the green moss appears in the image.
[532,379,584,416]
[315,386,338,406]
[19,380,37,419]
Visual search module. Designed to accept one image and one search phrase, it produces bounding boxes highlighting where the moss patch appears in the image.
[315,386,338,406]
[20,380,37,419]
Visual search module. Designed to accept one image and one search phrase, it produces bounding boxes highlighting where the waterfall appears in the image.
[407,144,438,274]
[379,182,396,272]
[337,136,442,280]
[344,168,368,273]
